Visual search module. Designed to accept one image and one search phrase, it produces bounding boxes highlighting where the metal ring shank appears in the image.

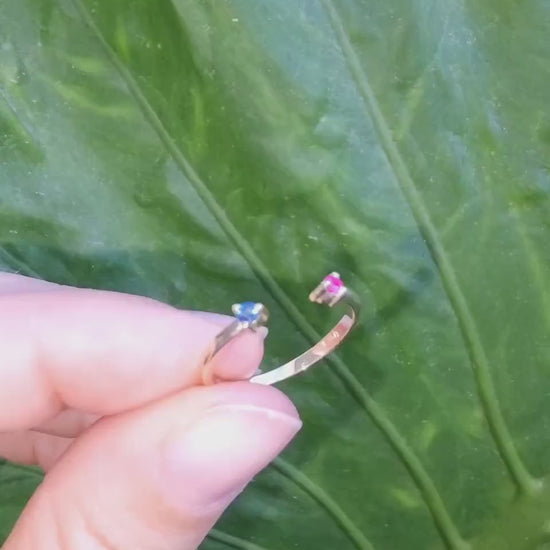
[201,320,249,385]
[250,290,360,386]
[211,321,248,361]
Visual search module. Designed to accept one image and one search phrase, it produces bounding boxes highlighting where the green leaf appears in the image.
[1,1,550,549]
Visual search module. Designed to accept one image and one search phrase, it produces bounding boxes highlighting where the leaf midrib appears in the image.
[272,458,374,550]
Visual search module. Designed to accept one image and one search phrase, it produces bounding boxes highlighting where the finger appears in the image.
[32,409,99,438]
[0,288,265,431]
[0,273,63,295]
[4,382,301,550]
[0,431,73,471]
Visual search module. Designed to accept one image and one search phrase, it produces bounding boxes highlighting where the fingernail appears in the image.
[161,403,301,513]
[210,327,267,382]
[256,326,269,340]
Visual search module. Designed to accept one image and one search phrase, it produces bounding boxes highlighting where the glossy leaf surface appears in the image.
[1,1,550,549]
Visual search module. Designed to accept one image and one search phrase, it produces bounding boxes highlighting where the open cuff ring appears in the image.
[201,272,360,386]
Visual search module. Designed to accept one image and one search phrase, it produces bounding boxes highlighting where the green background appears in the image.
[1,1,550,548]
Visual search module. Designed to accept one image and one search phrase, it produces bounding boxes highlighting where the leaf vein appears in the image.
[273,458,375,550]
[319,0,536,497]
[207,529,272,550]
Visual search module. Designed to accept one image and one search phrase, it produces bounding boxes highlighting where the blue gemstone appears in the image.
[235,301,260,322]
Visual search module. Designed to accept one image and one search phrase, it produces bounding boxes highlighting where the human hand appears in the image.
[0,273,301,549]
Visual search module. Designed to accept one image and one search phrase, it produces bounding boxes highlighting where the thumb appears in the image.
[4,383,301,550]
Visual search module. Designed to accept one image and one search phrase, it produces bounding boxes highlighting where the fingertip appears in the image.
[190,310,268,385]
[200,380,302,430]
[205,329,267,384]
[140,381,302,519]
[161,397,301,514]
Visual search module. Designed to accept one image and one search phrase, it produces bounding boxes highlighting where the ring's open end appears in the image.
[250,272,360,386]
[309,272,348,307]
[203,273,359,387]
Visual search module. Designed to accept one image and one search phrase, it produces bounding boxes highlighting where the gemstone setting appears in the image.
[232,302,268,326]
[309,272,347,306]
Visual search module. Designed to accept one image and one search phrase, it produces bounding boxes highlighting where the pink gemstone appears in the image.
[324,273,344,295]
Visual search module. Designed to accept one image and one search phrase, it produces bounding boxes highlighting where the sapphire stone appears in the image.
[234,302,261,323]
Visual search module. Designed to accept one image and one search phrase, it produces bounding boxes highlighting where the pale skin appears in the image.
[0,273,302,550]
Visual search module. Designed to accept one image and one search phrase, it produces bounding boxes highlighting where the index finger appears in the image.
[0,287,264,431]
